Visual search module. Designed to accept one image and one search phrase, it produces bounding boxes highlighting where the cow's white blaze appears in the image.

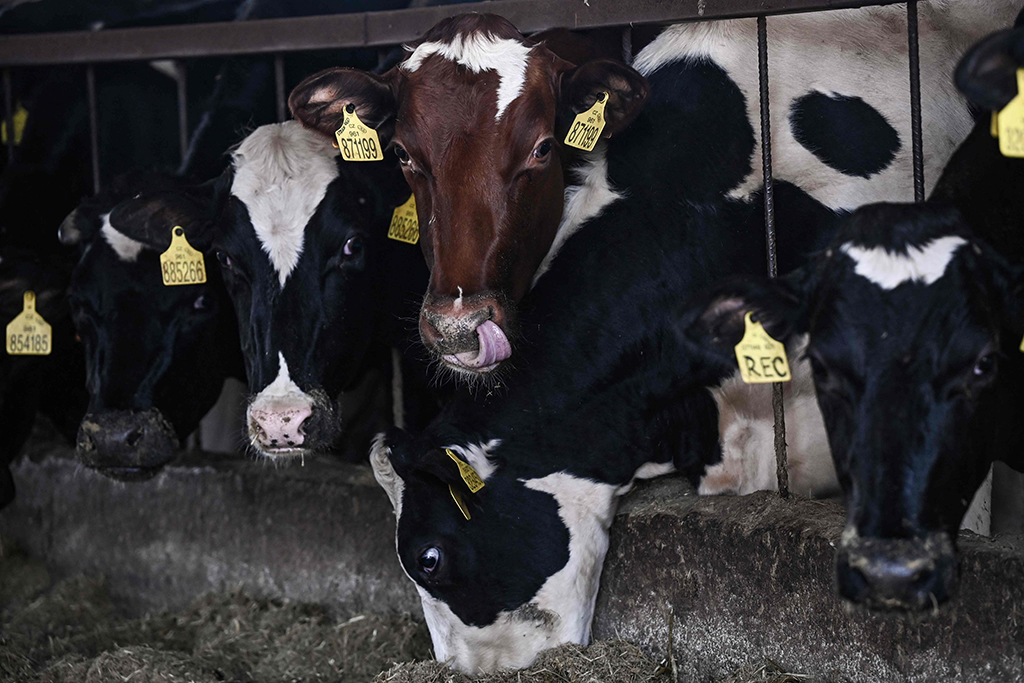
[230,121,339,288]
[840,236,966,290]
[402,33,533,120]
[247,352,313,453]
[101,213,145,262]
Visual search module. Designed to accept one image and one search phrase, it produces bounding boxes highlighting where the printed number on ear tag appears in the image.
[563,92,608,152]
[446,448,485,493]
[335,104,383,162]
[450,485,471,521]
[388,194,419,244]
[160,227,207,286]
[734,312,791,384]
[997,69,1024,158]
[6,291,51,355]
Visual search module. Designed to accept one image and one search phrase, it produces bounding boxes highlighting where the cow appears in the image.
[107,121,437,459]
[289,6,1015,383]
[60,172,246,479]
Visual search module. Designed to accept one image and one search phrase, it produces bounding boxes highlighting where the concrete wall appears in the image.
[3,440,1022,681]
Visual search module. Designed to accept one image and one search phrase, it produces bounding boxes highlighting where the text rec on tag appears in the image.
[997,69,1024,158]
[446,448,485,493]
[564,92,608,152]
[734,312,791,384]
[6,291,51,356]
[335,104,383,162]
[160,227,207,286]
[388,195,419,244]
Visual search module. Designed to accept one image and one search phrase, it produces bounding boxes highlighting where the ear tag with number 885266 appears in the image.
[563,92,608,152]
[734,312,791,384]
[335,104,383,162]
[997,69,1024,158]
[388,194,419,244]
[160,227,206,286]
[6,291,51,356]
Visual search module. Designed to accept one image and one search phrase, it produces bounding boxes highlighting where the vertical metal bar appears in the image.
[176,61,188,164]
[274,54,287,122]
[757,15,789,499]
[621,25,633,64]
[86,64,100,194]
[907,0,925,202]
[3,68,14,162]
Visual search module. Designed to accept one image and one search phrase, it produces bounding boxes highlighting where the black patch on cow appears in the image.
[789,91,900,179]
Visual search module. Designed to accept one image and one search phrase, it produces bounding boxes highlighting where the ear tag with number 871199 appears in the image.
[6,291,51,356]
[734,312,791,384]
[335,104,383,162]
[388,194,419,244]
[160,227,207,286]
[563,92,608,152]
[997,69,1024,158]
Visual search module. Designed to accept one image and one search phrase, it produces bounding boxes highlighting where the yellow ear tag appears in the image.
[563,92,608,152]
[159,227,207,286]
[1019,333,1023,353]
[997,69,1024,158]
[1,103,28,146]
[388,194,419,244]
[991,111,999,138]
[734,312,791,384]
[6,291,51,356]
[334,104,383,162]
[449,485,471,521]
[445,448,485,493]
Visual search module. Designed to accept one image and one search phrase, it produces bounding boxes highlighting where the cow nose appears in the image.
[420,296,512,372]
[835,532,956,610]
[75,409,179,479]
[249,403,313,450]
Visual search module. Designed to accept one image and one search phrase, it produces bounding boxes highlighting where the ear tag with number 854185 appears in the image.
[6,291,51,356]
[446,448,485,493]
[563,92,608,152]
[335,104,383,162]
[160,227,206,286]
[734,312,791,384]
[388,194,419,244]
[997,69,1024,158]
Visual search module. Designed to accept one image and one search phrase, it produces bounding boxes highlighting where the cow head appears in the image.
[110,122,412,459]
[689,203,1024,611]
[289,14,648,382]
[62,174,237,480]
[371,430,618,673]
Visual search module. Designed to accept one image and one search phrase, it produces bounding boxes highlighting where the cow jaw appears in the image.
[247,352,314,457]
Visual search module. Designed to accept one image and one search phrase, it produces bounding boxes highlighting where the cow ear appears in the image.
[58,207,95,246]
[955,25,1024,111]
[289,67,397,144]
[107,178,221,252]
[685,273,807,352]
[559,59,649,138]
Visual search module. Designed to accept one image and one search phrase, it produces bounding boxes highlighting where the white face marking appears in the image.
[402,33,534,120]
[100,213,145,262]
[703,335,838,498]
[230,121,339,288]
[840,236,966,290]
[246,352,313,452]
[444,439,501,481]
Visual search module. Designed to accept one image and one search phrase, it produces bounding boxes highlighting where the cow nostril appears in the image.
[125,428,143,448]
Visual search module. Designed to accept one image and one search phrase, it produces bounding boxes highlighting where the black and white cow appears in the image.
[111,121,436,459]
[61,173,245,479]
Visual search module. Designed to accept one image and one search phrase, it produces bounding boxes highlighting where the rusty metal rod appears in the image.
[274,54,286,122]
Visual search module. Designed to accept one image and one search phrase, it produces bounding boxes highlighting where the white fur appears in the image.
[370,433,404,519]
[841,236,966,290]
[445,439,501,482]
[230,121,339,288]
[632,3,1018,210]
[246,352,312,437]
[100,213,145,262]
[701,336,839,498]
[402,34,534,120]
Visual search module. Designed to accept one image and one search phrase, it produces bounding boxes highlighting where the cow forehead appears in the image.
[402,32,536,120]
[839,235,967,290]
[229,121,339,288]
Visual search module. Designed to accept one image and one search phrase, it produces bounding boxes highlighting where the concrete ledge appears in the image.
[595,478,1024,682]
[3,441,1023,682]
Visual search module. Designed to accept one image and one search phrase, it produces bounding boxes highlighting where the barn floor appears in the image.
[0,540,802,683]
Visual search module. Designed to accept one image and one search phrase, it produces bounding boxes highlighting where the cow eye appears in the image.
[419,546,441,574]
[343,235,363,258]
[215,251,233,269]
[973,353,997,378]
[533,140,553,159]
[394,145,410,164]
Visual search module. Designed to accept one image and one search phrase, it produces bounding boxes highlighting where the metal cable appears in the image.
[907,0,924,202]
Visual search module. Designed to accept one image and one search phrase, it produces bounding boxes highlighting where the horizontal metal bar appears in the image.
[0,0,903,66]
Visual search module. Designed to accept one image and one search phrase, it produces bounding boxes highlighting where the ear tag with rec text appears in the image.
[449,485,471,520]
[388,194,419,244]
[6,291,51,356]
[563,92,608,152]
[335,104,383,162]
[446,448,485,493]
[734,312,791,384]
[997,69,1024,158]
[160,227,207,286]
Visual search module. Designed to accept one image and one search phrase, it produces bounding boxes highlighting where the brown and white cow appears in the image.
[289,14,648,381]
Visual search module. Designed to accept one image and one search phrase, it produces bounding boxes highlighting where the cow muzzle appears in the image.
[75,409,179,481]
[835,529,957,611]
[420,295,512,374]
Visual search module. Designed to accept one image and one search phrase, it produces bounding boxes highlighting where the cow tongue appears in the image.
[446,320,511,370]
